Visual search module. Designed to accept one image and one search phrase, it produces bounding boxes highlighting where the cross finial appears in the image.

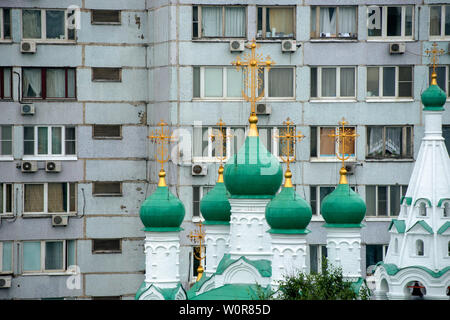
[188,223,206,282]
[328,117,359,184]
[231,39,275,137]
[425,42,445,85]
[209,119,233,182]
[147,120,176,186]
[276,118,305,188]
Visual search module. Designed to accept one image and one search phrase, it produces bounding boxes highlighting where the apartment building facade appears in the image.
[0,0,449,299]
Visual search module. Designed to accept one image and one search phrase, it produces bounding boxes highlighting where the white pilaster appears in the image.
[204,224,230,276]
[326,228,362,278]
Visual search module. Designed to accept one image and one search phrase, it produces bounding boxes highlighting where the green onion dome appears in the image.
[421,72,446,111]
[321,168,366,228]
[200,166,231,225]
[265,171,312,234]
[223,133,283,198]
[139,170,185,231]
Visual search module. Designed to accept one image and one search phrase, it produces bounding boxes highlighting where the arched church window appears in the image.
[418,202,427,216]
[416,239,424,256]
[444,202,450,218]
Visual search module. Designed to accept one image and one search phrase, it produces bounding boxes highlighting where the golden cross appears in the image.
[209,119,232,164]
[231,39,275,136]
[188,223,206,282]
[328,118,358,184]
[425,42,445,75]
[147,120,176,186]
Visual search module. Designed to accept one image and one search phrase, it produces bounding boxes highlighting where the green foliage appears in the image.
[258,259,371,300]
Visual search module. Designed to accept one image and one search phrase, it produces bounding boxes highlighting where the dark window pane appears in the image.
[405,6,413,36]
[193,67,200,98]
[390,185,400,216]
[367,67,379,97]
[193,187,200,217]
[46,11,65,39]
[310,245,318,273]
[310,186,317,215]
[45,241,64,270]
[92,239,121,253]
[320,187,335,207]
[91,10,121,24]
[93,182,121,196]
[3,9,11,39]
[310,127,317,157]
[92,68,121,81]
[430,67,446,92]
[310,67,317,98]
[387,7,401,36]
[366,186,376,216]
[430,6,441,36]
[93,125,121,138]
[366,245,383,268]
[443,126,450,156]
[378,186,388,216]
[382,67,395,97]
[446,5,450,36]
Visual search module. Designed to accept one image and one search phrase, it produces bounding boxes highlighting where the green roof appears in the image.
[376,262,450,279]
[135,282,185,300]
[406,220,433,234]
[437,198,450,207]
[224,136,282,198]
[200,181,231,224]
[401,197,412,205]
[190,284,269,300]
[388,219,406,233]
[413,198,432,207]
[216,254,272,278]
[437,221,450,234]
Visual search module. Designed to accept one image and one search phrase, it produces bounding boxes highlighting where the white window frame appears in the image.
[0,241,13,274]
[195,67,244,100]
[192,185,214,222]
[365,185,408,218]
[260,67,296,100]
[366,66,414,100]
[0,125,13,160]
[367,5,414,40]
[310,6,358,39]
[256,6,296,39]
[311,126,357,162]
[429,5,450,39]
[21,9,75,42]
[22,240,70,274]
[193,5,247,39]
[0,183,13,215]
[23,182,77,215]
[23,126,77,161]
[310,66,357,100]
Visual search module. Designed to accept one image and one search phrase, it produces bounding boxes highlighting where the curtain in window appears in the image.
[430,7,442,36]
[1,125,12,155]
[23,68,42,98]
[2,242,12,272]
[340,68,355,97]
[37,127,48,154]
[48,183,64,213]
[319,128,335,156]
[51,127,62,154]
[24,184,44,212]
[319,7,336,35]
[45,241,63,270]
[368,127,383,157]
[3,68,11,98]
[46,10,65,39]
[268,8,293,36]
[22,10,41,38]
[385,127,401,156]
[230,127,245,156]
[202,7,222,37]
[227,68,243,97]
[204,68,223,97]
[23,241,41,271]
[46,69,66,98]
[268,68,293,97]
[321,68,336,97]
[338,7,356,34]
[225,7,245,37]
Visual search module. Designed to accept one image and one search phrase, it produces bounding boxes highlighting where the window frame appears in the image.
[310,126,357,161]
[21,9,75,42]
[0,241,13,274]
[365,184,408,218]
[366,125,413,160]
[91,10,122,25]
[192,5,247,39]
[366,66,414,100]
[0,8,12,41]
[310,6,358,39]
[0,125,13,159]
[256,6,296,40]
[22,67,77,100]
[22,182,77,215]
[0,67,13,100]
[92,182,122,197]
[192,185,214,222]
[367,5,415,40]
[0,183,13,215]
[22,240,75,274]
[92,125,122,140]
[92,239,122,254]
[23,125,77,159]
[310,66,357,100]
[91,67,122,82]
[429,5,450,39]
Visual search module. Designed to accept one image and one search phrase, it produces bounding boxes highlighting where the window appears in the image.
[430,5,450,38]
[367,6,414,39]
[418,202,427,217]
[23,183,77,214]
[444,126,450,156]
[367,126,413,159]
[311,6,357,39]
[92,239,121,254]
[193,67,244,99]
[0,125,12,156]
[0,183,12,215]
[0,241,13,273]
[429,66,450,97]
[192,186,213,219]
[93,125,122,139]
[366,244,388,274]
[257,6,295,39]
[92,68,121,82]
[92,182,122,196]
[0,9,11,40]
[0,67,12,99]
[22,67,76,99]
[310,67,356,99]
[415,239,424,256]
[22,240,75,273]
[23,126,76,157]
[309,245,327,273]
[310,126,357,160]
[367,66,413,99]
[192,6,246,39]
[366,185,408,217]
[444,202,450,218]
[310,186,335,215]
[22,9,75,41]
[91,10,121,25]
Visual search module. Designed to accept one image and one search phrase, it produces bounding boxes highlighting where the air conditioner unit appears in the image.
[389,43,405,54]
[45,161,61,172]
[20,41,36,53]
[192,164,207,176]
[0,276,12,289]
[21,103,35,115]
[230,40,245,52]
[281,40,296,52]
[256,103,271,115]
[21,161,38,173]
[52,215,68,227]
